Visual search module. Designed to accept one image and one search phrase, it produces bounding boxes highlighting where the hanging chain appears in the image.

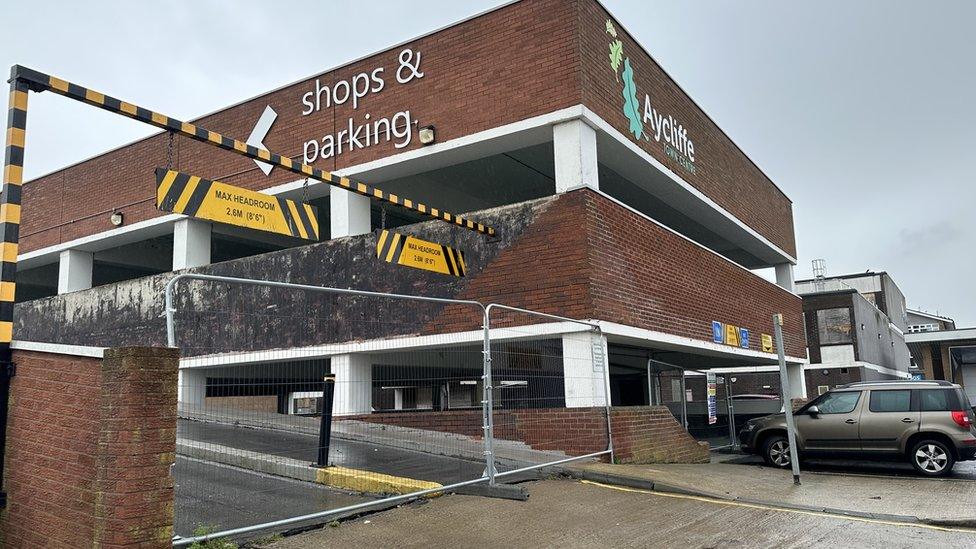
[166,131,174,170]
[302,177,309,203]
[381,206,387,230]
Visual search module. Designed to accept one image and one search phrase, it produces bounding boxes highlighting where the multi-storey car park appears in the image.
[5,0,807,444]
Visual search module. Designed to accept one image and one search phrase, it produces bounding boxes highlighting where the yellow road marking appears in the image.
[578,480,976,534]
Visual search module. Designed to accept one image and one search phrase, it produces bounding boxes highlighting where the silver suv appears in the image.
[738,380,976,477]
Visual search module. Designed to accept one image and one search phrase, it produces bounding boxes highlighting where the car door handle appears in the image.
[902,418,915,423]
[845,419,857,424]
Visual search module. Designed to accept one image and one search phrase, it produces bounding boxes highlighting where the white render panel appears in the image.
[330,188,371,239]
[562,332,608,408]
[57,249,93,294]
[332,353,373,415]
[553,119,599,193]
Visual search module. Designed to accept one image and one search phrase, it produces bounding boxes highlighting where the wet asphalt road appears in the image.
[177,419,486,484]
[173,456,375,539]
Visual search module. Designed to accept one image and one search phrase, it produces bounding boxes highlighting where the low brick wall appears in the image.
[610,406,710,464]
[0,346,179,548]
[344,405,708,463]
[205,395,278,414]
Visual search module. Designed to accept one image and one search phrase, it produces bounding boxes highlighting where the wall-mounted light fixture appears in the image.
[109,211,124,227]
[419,125,436,145]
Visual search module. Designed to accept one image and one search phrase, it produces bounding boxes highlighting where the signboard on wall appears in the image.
[155,168,320,241]
[603,19,697,174]
[711,321,749,350]
[376,229,466,277]
[706,372,718,425]
[761,333,774,353]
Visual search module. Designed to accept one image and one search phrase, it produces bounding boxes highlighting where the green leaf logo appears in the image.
[608,40,623,80]
[620,58,643,140]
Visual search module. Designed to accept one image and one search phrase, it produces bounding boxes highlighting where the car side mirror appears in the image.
[807,405,820,416]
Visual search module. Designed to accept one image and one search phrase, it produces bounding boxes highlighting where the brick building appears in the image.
[8,0,806,432]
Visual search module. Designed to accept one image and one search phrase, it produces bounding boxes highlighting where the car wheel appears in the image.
[762,435,792,468]
[910,440,955,477]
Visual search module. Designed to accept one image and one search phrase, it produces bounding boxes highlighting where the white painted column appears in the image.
[786,363,807,400]
[562,332,609,408]
[178,368,208,413]
[775,263,795,293]
[332,353,373,415]
[57,249,93,294]
[553,119,599,193]
[173,218,212,270]
[394,388,404,411]
[330,188,371,239]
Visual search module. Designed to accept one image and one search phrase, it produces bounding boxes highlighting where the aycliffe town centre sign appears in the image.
[605,20,696,174]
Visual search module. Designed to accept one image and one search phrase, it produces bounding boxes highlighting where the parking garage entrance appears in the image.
[607,344,786,450]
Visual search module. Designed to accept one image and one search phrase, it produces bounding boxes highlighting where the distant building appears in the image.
[907,309,956,333]
[904,309,976,402]
[795,271,911,395]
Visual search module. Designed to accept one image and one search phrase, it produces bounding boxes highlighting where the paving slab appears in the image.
[264,478,976,549]
[571,455,976,525]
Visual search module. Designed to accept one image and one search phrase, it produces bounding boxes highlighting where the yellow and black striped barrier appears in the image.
[8,65,495,238]
[155,168,319,241]
[0,78,28,349]
[376,230,466,277]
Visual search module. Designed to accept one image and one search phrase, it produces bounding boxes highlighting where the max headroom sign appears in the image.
[605,20,696,174]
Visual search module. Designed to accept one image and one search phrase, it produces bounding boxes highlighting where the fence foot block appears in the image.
[452,482,529,501]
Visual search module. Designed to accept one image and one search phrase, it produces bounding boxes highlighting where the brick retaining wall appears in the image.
[343,404,708,464]
[0,347,178,548]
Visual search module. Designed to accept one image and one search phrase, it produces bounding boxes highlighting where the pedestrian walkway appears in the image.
[572,455,976,526]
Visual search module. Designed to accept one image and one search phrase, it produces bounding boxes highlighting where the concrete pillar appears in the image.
[394,388,404,411]
[332,353,372,415]
[173,218,211,270]
[57,249,93,294]
[330,188,371,238]
[786,363,807,400]
[177,368,208,413]
[775,263,795,293]
[561,332,609,408]
[553,119,599,193]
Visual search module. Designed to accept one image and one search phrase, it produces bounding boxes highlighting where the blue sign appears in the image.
[712,321,724,344]
[911,373,925,381]
[739,328,750,349]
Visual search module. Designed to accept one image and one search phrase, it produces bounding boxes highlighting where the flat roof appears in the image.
[905,328,976,344]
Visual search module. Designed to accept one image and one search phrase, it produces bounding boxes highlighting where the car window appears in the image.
[869,390,911,412]
[817,391,861,414]
[919,389,957,411]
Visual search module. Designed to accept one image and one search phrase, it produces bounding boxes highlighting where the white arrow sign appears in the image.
[247,105,277,176]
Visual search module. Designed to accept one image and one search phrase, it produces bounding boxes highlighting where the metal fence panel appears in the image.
[167,275,614,545]
[168,275,491,544]
[484,304,612,480]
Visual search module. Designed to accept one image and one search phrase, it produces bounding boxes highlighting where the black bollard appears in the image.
[316,374,336,468]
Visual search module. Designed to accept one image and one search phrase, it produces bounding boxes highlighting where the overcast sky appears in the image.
[2,1,974,324]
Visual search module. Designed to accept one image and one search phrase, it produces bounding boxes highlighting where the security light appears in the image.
[419,125,435,145]
[109,211,124,226]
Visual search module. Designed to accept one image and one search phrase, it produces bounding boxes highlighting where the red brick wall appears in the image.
[610,406,710,464]
[578,0,796,257]
[19,0,795,262]
[19,0,581,254]
[0,347,178,548]
[444,190,805,356]
[584,191,806,358]
[343,404,707,464]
